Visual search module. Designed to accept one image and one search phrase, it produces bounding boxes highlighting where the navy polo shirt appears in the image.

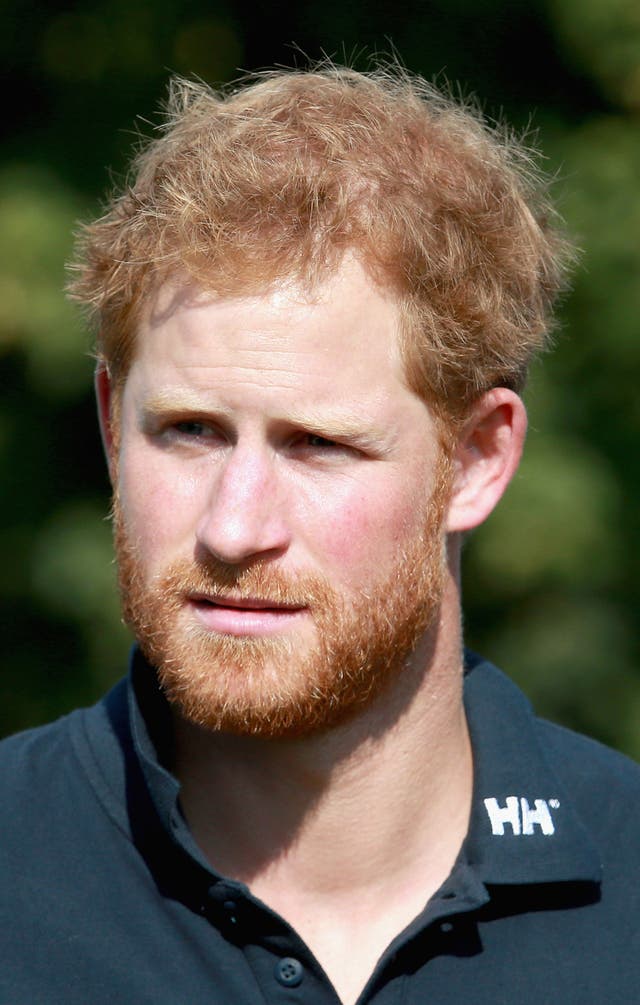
[1,649,639,1003]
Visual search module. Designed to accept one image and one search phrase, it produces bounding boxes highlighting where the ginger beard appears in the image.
[114,457,452,739]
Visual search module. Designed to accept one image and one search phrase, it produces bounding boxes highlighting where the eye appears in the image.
[304,433,339,449]
[293,432,357,461]
[173,420,217,438]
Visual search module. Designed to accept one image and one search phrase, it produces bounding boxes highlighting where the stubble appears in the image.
[114,457,451,739]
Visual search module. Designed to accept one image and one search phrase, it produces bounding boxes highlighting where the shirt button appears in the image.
[274,957,304,987]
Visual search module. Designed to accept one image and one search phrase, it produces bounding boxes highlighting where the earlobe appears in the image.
[95,363,117,479]
[446,388,527,533]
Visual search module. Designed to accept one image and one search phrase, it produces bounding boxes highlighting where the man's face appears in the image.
[111,257,452,738]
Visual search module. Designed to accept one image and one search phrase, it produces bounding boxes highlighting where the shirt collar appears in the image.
[462,651,602,886]
[127,648,224,878]
[125,647,602,893]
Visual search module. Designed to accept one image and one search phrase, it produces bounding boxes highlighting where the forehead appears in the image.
[130,257,409,406]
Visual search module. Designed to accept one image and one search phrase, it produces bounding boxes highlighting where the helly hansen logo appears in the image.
[483,796,561,836]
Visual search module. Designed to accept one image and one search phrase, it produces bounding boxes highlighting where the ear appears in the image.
[446,388,527,533]
[95,363,117,481]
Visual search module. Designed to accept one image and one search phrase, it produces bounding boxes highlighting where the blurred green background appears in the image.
[1,0,639,757]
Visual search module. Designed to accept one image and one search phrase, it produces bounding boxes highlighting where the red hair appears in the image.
[69,65,573,421]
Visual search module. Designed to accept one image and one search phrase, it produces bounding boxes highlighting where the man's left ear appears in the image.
[446,388,527,533]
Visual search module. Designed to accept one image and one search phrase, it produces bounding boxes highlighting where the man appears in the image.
[1,66,639,1004]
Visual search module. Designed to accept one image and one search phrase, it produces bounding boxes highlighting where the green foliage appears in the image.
[548,0,640,108]
[468,432,622,594]
[2,0,639,759]
[0,166,90,395]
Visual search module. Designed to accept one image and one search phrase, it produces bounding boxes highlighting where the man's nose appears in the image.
[196,444,291,565]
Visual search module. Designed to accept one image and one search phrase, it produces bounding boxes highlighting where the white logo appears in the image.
[483,796,560,836]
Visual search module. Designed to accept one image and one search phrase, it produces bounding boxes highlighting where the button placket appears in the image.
[274,957,304,988]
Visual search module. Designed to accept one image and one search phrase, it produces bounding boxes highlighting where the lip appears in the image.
[188,593,308,637]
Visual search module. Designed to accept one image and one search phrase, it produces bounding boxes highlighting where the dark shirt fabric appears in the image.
[1,648,639,1004]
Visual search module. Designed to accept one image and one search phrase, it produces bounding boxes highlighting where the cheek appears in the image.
[117,449,207,563]
[298,477,427,583]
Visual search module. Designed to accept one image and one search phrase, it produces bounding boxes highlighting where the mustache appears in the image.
[112,502,336,612]
[156,556,334,609]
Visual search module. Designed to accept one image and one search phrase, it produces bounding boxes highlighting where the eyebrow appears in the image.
[138,390,396,451]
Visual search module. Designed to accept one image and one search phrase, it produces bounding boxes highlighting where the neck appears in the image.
[173,582,471,892]
[172,581,471,1005]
